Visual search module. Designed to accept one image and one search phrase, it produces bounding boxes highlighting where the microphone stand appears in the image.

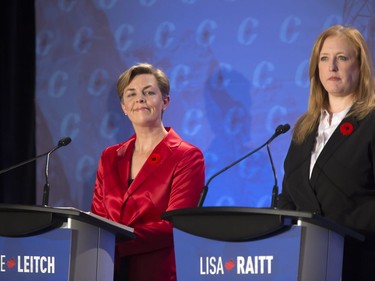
[197,124,290,207]
[42,137,72,206]
[42,146,59,206]
[0,152,49,175]
[266,143,278,208]
[0,137,72,206]
[197,142,267,207]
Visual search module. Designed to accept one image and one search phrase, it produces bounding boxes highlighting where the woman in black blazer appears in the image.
[277,25,375,281]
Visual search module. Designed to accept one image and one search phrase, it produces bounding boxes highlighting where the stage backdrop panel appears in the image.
[35,0,374,210]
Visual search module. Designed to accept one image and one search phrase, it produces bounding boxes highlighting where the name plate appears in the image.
[0,228,72,280]
[173,226,301,280]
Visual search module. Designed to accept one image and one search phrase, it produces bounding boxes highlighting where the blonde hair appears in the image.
[293,25,375,144]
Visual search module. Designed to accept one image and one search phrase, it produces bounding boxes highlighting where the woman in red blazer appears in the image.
[277,25,375,280]
[91,63,205,281]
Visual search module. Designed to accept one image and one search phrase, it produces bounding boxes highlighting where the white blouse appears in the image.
[309,106,351,178]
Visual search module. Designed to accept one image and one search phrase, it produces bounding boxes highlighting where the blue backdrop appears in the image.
[34,0,374,210]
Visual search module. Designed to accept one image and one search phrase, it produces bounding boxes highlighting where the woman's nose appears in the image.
[136,94,146,103]
[329,60,338,72]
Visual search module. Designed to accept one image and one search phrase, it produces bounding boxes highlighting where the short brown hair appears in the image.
[117,63,170,101]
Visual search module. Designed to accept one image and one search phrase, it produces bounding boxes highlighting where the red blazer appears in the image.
[91,128,205,281]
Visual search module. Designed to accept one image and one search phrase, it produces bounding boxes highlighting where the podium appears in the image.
[162,207,364,281]
[0,204,135,281]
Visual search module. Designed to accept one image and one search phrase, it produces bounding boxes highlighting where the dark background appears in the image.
[0,1,35,204]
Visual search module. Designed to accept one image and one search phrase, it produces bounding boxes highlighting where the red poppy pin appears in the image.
[147,153,161,165]
[339,122,354,136]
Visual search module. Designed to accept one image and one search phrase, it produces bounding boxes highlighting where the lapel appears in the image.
[116,136,135,191]
[310,114,359,185]
[300,127,321,198]
[300,127,317,166]
[120,128,181,202]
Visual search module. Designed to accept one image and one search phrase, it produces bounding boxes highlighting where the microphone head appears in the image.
[275,124,285,134]
[281,124,290,133]
[58,137,72,147]
[275,124,290,134]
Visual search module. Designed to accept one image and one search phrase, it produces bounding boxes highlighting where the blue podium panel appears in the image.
[0,229,72,281]
[173,226,301,281]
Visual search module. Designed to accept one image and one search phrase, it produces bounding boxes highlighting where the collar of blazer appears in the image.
[310,114,359,184]
[117,127,183,199]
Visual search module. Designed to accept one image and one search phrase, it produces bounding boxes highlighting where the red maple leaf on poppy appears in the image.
[225,259,236,271]
[6,258,16,269]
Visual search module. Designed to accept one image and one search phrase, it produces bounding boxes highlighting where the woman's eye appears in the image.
[320,56,328,61]
[144,91,155,95]
[127,93,136,98]
[338,55,348,61]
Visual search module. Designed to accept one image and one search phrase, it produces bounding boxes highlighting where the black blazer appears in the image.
[278,110,375,234]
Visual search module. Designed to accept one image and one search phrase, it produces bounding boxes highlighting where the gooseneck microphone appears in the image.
[0,137,72,206]
[267,124,290,208]
[42,137,72,206]
[197,124,290,207]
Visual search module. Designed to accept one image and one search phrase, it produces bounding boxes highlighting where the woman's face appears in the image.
[318,35,360,99]
[121,74,169,127]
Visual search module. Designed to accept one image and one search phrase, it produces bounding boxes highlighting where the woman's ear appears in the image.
[120,101,128,116]
[162,96,170,111]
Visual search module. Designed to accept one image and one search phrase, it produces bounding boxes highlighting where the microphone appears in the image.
[42,137,72,206]
[197,124,290,207]
[0,137,72,205]
[0,137,70,175]
[268,124,290,208]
